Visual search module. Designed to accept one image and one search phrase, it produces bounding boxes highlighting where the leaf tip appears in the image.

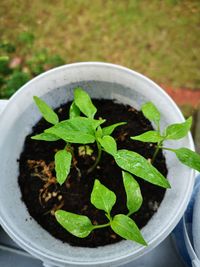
[165,180,171,189]
[141,239,148,246]
[130,136,136,140]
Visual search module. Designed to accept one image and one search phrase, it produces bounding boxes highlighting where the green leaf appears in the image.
[102,122,127,136]
[31,132,60,141]
[55,210,93,238]
[55,150,72,185]
[69,101,80,119]
[98,136,117,156]
[91,119,106,130]
[74,87,97,118]
[171,147,200,172]
[131,130,163,143]
[122,171,143,214]
[110,214,147,245]
[142,102,160,128]
[48,130,94,144]
[91,179,116,214]
[165,117,192,140]
[33,96,59,125]
[95,126,103,139]
[45,117,105,144]
[114,150,170,188]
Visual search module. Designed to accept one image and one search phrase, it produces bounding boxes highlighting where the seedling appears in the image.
[55,172,147,246]
[131,102,200,172]
[31,88,126,185]
[98,135,170,188]
[31,88,173,245]
[32,88,170,189]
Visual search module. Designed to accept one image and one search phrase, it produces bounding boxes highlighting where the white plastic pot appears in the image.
[0,62,195,267]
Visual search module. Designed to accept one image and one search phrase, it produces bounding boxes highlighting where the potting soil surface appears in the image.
[18,99,167,247]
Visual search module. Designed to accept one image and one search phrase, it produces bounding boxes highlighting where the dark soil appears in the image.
[18,99,168,247]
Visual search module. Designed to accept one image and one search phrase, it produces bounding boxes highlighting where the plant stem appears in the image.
[65,143,73,155]
[152,141,162,164]
[93,222,110,229]
[127,211,133,217]
[87,141,102,174]
[161,147,173,151]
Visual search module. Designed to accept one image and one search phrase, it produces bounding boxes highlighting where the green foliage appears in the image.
[102,122,127,136]
[0,42,16,53]
[55,150,72,185]
[31,132,60,141]
[32,89,170,190]
[56,179,146,245]
[91,179,116,214]
[134,102,200,171]
[98,135,117,156]
[32,88,131,184]
[45,54,65,67]
[5,71,30,97]
[32,88,128,184]
[33,96,59,125]
[141,102,160,129]
[18,32,35,46]
[45,117,105,144]
[0,56,11,75]
[47,125,95,144]
[131,130,163,143]
[32,89,179,245]
[115,149,170,188]
[165,117,192,140]
[122,171,143,215]
[95,126,103,139]
[74,87,97,118]
[0,36,66,99]
[69,101,80,119]
[110,214,147,246]
[170,148,200,172]
[27,49,65,75]
[55,210,94,238]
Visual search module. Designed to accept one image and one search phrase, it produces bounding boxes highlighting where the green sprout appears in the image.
[32,88,170,189]
[32,88,171,188]
[99,135,170,188]
[31,88,126,185]
[31,88,175,245]
[131,102,200,172]
[55,173,147,246]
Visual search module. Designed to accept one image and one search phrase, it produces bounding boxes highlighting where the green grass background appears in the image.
[0,0,199,97]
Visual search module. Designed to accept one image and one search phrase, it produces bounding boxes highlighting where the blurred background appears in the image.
[0,0,199,142]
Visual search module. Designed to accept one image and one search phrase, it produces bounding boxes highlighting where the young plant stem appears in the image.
[65,143,73,155]
[87,141,102,174]
[160,147,173,152]
[93,222,110,229]
[127,211,133,217]
[151,141,163,164]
